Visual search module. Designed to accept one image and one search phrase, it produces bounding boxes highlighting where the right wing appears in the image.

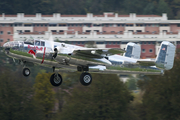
[73,48,126,58]
[137,59,156,66]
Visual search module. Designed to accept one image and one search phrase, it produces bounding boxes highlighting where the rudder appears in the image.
[123,42,141,59]
[155,41,176,70]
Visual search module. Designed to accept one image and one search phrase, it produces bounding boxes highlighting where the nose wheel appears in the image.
[50,73,63,86]
[80,72,92,86]
[22,68,31,77]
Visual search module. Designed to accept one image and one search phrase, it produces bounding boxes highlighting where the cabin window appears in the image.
[35,40,40,46]
[41,41,45,46]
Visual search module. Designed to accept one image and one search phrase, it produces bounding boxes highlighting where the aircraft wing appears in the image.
[137,59,156,66]
[5,51,77,70]
[5,50,161,75]
[73,48,126,58]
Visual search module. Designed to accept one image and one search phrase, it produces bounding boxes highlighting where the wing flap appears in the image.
[137,59,156,66]
[73,48,125,58]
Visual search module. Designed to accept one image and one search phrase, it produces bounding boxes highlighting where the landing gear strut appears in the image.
[80,72,92,86]
[50,73,63,87]
[22,68,31,77]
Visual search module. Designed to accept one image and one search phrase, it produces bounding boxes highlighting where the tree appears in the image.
[58,74,135,120]
[143,2,156,15]
[34,72,56,118]
[156,0,174,19]
[126,75,138,90]
[0,67,43,120]
[138,51,180,120]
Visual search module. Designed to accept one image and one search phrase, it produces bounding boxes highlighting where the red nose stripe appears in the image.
[28,50,36,56]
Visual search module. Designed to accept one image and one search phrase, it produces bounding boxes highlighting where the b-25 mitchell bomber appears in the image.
[2,38,176,86]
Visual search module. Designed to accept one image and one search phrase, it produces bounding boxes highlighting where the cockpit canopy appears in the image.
[24,38,34,45]
[24,38,45,46]
[3,41,24,48]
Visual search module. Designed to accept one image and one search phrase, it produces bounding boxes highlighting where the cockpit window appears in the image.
[24,38,34,45]
[35,40,40,46]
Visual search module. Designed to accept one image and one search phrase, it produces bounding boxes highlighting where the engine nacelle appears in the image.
[155,41,176,70]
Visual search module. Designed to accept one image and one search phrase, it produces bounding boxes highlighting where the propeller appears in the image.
[49,32,58,60]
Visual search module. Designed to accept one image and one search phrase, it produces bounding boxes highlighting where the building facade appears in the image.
[0,12,180,58]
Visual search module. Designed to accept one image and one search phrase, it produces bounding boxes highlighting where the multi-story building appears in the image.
[0,12,180,58]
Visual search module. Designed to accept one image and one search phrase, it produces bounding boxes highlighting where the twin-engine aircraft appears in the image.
[3,38,176,86]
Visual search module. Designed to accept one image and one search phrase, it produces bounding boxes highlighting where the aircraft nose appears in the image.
[3,41,24,48]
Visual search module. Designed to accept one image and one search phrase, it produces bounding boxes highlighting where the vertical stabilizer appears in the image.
[123,42,141,59]
[155,41,176,70]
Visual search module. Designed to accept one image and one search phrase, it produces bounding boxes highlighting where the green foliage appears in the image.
[0,67,43,120]
[138,54,180,120]
[34,72,56,118]
[0,0,180,19]
[126,75,138,90]
[58,74,135,120]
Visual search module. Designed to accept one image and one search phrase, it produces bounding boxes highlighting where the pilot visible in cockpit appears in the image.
[35,41,40,46]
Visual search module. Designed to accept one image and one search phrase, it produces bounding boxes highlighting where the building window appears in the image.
[136,30,142,32]
[24,30,30,32]
[0,31,3,34]
[136,24,143,26]
[7,31,11,34]
[49,24,57,26]
[0,39,3,42]
[51,30,57,32]
[142,49,146,53]
[94,30,99,32]
[24,24,32,26]
[149,49,153,53]
[177,24,180,27]
[59,30,64,32]
[17,30,22,33]
[128,30,134,32]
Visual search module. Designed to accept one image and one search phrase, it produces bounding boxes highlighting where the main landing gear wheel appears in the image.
[80,72,92,86]
[22,68,31,77]
[50,73,63,86]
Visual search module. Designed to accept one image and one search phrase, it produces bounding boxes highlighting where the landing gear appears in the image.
[22,68,31,77]
[50,73,63,86]
[80,72,92,86]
